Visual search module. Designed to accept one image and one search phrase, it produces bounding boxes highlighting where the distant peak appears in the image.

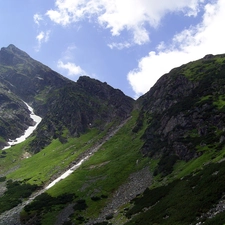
[0,44,31,66]
[1,44,19,52]
[203,54,214,59]
[77,76,107,87]
[7,44,17,49]
[1,44,30,59]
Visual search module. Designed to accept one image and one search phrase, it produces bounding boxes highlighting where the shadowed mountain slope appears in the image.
[0,44,134,151]
[135,54,225,175]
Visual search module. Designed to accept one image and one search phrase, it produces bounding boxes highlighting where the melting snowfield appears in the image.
[45,155,90,190]
[3,102,42,150]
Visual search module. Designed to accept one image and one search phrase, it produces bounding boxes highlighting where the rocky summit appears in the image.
[1,45,225,225]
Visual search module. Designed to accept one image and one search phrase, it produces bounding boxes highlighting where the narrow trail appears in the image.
[0,117,131,225]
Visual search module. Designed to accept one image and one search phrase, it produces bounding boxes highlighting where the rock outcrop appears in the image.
[136,54,225,175]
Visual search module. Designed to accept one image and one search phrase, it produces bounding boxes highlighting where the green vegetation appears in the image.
[0,137,33,174]
[24,193,75,212]
[21,192,76,225]
[125,160,225,225]
[204,211,225,225]
[213,95,225,110]
[181,54,225,81]
[19,110,149,224]
[7,127,109,185]
[0,176,6,182]
[153,154,179,176]
[0,180,38,214]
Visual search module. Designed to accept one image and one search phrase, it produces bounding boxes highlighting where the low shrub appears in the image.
[24,192,75,212]
[0,176,6,182]
[125,160,225,224]
[73,199,88,211]
[0,180,38,214]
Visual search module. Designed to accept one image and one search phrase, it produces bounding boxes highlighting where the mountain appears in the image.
[1,45,225,225]
[124,54,225,225]
[138,54,225,175]
[0,44,134,151]
[0,44,71,148]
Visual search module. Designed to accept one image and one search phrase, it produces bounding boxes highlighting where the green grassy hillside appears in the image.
[2,49,225,225]
[1,110,150,224]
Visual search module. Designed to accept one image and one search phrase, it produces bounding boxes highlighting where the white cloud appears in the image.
[61,44,77,61]
[35,30,51,51]
[36,31,47,42]
[57,60,86,77]
[128,0,225,98]
[46,0,204,45]
[34,14,43,26]
[108,41,132,50]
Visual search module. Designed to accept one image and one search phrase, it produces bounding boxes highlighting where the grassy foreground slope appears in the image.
[0,110,150,224]
[20,110,150,224]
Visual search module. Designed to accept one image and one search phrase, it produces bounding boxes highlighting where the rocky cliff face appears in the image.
[136,54,225,175]
[0,44,71,115]
[0,84,34,149]
[30,76,134,153]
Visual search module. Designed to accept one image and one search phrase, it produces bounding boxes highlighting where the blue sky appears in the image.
[0,0,224,98]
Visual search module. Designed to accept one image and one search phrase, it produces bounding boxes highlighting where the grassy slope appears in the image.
[0,124,117,218]
[0,110,150,224]
[125,155,225,225]
[0,137,34,175]
[5,127,110,185]
[3,107,225,225]
[2,106,225,225]
[17,110,150,224]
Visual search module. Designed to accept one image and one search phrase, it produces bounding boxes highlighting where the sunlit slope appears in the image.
[18,110,150,224]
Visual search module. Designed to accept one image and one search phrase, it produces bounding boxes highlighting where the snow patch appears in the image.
[45,155,90,190]
[3,102,42,150]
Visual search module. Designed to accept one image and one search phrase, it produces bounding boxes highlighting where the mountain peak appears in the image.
[8,44,30,57]
[0,44,30,65]
[6,44,17,49]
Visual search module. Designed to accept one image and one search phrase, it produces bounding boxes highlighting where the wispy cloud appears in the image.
[35,30,51,51]
[57,60,86,78]
[127,0,225,98]
[108,42,132,50]
[33,14,43,26]
[45,0,203,46]
[61,44,77,61]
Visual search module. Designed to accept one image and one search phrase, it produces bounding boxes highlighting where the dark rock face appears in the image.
[135,54,225,175]
[0,84,34,148]
[0,44,71,115]
[77,76,133,119]
[30,77,134,153]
